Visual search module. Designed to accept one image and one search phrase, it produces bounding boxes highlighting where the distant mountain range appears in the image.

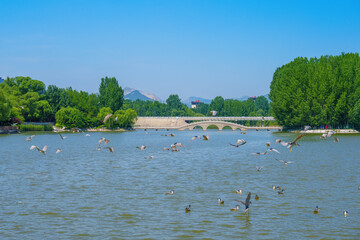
[124,87,162,102]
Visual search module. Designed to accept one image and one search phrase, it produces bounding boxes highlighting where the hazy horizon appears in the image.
[1,0,359,100]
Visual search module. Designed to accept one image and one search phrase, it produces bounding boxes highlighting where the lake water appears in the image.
[1,130,359,239]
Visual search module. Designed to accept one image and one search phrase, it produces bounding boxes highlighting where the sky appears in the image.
[1,0,359,101]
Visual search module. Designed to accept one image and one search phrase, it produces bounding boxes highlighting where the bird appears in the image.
[171,145,179,152]
[165,190,174,195]
[202,135,209,141]
[250,151,267,155]
[275,139,282,144]
[272,185,281,190]
[265,142,271,147]
[234,189,242,194]
[218,198,224,204]
[144,155,154,159]
[98,137,110,146]
[25,135,35,141]
[320,134,327,139]
[287,134,305,152]
[278,189,285,194]
[185,205,191,213]
[56,148,63,154]
[230,205,240,211]
[314,206,319,214]
[30,145,47,155]
[304,125,311,131]
[103,147,114,153]
[172,142,185,148]
[334,137,339,142]
[255,165,264,171]
[230,139,246,147]
[136,145,146,150]
[169,133,175,137]
[344,210,348,217]
[103,113,113,123]
[84,134,91,137]
[255,195,259,200]
[59,134,67,140]
[267,148,281,154]
[240,132,246,134]
[276,158,293,166]
[235,192,252,212]
[190,136,200,142]
[163,147,170,151]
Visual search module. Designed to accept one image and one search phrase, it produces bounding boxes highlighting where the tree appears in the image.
[55,107,87,128]
[99,77,124,111]
[0,89,11,123]
[209,96,225,115]
[166,94,182,110]
[97,107,113,128]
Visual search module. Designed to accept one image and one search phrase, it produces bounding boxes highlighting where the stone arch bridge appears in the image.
[134,117,282,131]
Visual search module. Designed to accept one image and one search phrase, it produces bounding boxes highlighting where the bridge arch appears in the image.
[178,121,247,131]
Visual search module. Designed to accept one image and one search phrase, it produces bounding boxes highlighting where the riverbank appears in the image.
[53,126,129,132]
[294,129,359,134]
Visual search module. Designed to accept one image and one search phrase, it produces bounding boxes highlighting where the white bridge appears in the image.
[134,116,282,131]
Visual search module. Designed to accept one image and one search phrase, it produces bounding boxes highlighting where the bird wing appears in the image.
[280,142,289,146]
[245,192,251,206]
[203,135,208,140]
[275,158,284,163]
[230,143,238,147]
[30,145,39,151]
[42,145,48,152]
[103,114,113,123]
[275,139,281,144]
[235,199,246,206]
[56,149,61,154]
[271,148,281,154]
[59,134,64,140]
[190,137,195,142]
[292,134,305,144]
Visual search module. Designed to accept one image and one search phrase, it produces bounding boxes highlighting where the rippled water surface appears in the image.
[1,130,360,239]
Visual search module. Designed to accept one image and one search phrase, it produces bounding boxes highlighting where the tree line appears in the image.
[0,76,272,128]
[269,52,360,129]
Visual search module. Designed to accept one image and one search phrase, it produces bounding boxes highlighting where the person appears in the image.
[325,125,328,129]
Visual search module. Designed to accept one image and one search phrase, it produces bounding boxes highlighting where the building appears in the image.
[191,100,203,109]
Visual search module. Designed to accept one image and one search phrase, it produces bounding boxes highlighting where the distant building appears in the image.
[0,77,4,83]
[251,96,257,101]
[191,100,203,109]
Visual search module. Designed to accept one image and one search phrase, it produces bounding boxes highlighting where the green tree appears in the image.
[99,77,124,111]
[209,96,225,115]
[55,107,87,128]
[0,89,11,123]
[166,94,182,110]
[97,107,113,128]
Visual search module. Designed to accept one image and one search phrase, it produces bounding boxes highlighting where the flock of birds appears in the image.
[26,126,352,217]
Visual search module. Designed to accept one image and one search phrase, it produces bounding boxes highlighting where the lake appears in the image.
[0,130,359,239]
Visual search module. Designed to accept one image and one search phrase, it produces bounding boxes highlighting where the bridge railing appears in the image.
[137,116,275,121]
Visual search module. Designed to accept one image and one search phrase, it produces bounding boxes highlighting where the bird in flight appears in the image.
[202,135,209,141]
[230,139,246,148]
[103,147,114,153]
[25,135,35,141]
[275,159,293,166]
[98,137,110,146]
[56,148,63,154]
[250,151,267,155]
[267,148,280,154]
[235,192,252,212]
[59,134,67,140]
[190,136,200,142]
[103,114,113,123]
[136,145,147,150]
[255,165,264,171]
[30,145,48,155]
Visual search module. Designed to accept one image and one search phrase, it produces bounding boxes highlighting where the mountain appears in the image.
[124,87,162,102]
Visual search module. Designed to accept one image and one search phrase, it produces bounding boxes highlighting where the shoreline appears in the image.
[291,129,359,134]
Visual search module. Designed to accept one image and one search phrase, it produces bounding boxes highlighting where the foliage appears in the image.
[114,109,138,128]
[99,76,124,111]
[166,94,182,110]
[0,89,11,123]
[55,107,87,128]
[20,124,53,131]
[270,53,360,128]
[97,107,113,128]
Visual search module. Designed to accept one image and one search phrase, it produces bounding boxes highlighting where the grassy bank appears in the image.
[20,124,53,131]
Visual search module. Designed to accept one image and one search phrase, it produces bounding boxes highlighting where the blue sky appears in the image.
[1,0,359,100]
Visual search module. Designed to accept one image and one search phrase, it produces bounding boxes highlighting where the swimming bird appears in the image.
[230,139,246,147]
[30,145,47,155]
[235,192,252,212]
[185,205,191,213]
[276,158,293,166]
[103,147,114,153]
[234,189,242,194]
[170,133,175,137]
[230,205,240,211]
[202,135,209,141]
[278,189,285,194]
[84,134,91,137]
[190,136,200,142]
[218,198,224,204]
[272,185,281,190]
[103,113,113,123]
[314,206,319,214]
[25,135,35,141]
[255,165,264,172]
[136,145,146,150]
[255,195,259,200]
[165,190,174,195]
[344,209,348,216]
[59,134,67,140]
[56,148,63,154]
[98,137,110,146]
